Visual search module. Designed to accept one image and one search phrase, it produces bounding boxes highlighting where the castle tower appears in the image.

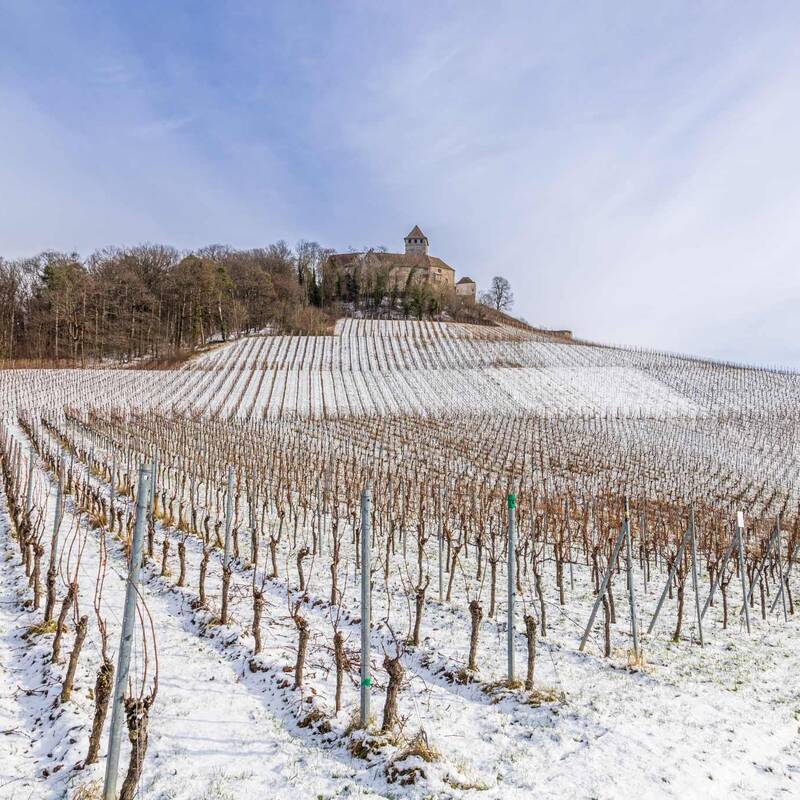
[404,225,429,256]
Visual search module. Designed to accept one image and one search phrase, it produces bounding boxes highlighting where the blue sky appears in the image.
[2,2,800,368]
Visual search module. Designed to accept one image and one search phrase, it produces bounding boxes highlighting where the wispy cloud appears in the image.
[131,115,195,140]
[1,1,798,367]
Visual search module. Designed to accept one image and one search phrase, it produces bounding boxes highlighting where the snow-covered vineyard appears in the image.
[4,319,800,420]
[1,320,799,799]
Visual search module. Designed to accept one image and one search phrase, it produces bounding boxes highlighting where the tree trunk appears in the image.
[44,554,56,622]
[412,580,427,647]
[602,595,611,657]
[177,541,186,586]
[197,546,209,608]
[524,614,536,690]
[445,543,462,602]
[85,658,113,764]
[607,578,616,624]
[381,653,404,732]
[721,583,729,629]
[60,615,88,703]
[220,562,231,624]
[269,537,279,578]
[51,584,76,663]
[329,559,339,605]
[293,613,309,689]
[160,537,170,577]
[334,631,345,713]
[489,559,497,618]
[147,517,155,560]
[533,556,547,637]
[119,696,154,800]
[251,525,259,571]
[467,599,482,672]
[252,588,263,655]
[297,546,309,592]
[673,579,685,642]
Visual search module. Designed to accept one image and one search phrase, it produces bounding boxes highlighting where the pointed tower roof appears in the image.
[405,225,427,241]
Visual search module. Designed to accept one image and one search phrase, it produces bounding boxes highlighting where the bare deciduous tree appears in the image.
[479,275,514,313]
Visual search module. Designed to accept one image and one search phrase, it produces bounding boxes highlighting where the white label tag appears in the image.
[737,511,745,528]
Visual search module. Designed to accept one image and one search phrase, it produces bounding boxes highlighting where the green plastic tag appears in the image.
[361,677,372,687]
[507,494,516,509]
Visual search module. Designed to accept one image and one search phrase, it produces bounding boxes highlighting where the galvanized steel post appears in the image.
[360,485,371,726]
[103,464,151,800]
[507,492,516,682]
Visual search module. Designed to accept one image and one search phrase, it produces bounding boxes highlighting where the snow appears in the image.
[1,415,799,798]
[1,319,799,799]
[0,435,386,800]
[4,320,798,422]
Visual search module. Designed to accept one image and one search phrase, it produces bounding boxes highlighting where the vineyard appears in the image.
[1,319,799,799]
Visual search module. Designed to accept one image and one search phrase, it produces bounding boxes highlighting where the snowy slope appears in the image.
[1,421,798,800]
[3,319,798,421]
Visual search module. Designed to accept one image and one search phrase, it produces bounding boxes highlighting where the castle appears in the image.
[326,226,476,301]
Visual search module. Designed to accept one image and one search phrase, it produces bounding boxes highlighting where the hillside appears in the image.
[1,318,799,799]
[4,318,799,419]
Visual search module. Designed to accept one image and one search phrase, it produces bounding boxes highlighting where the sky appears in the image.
[2,1,799,369]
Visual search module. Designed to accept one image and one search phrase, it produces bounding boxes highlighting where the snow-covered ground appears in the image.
[1,319,799,799]
[1,417,798,799]
[2,320,799,421]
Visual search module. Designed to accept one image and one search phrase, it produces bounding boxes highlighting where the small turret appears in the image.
[404,225,429,256]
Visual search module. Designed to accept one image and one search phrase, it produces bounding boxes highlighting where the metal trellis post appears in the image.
[360,485,371,726]
[507,492,516,682]
[103,464,151,800]
[624,500,639,659]
[736,512,751,635]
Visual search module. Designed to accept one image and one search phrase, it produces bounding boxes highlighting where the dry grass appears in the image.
[385,729,440,785]
[344,709,400,760]
[449,666,478,685]
[480,677,522,696]
[524,687,565,707]
[298,707,332,733]
[87,511,106,530]
[481,678,564,707]
[71,780,102,799]
[347,730,397,760]
[26,619,57,637]
[343,708,374,737]
[127,349,195,370]
[626,647,648,671]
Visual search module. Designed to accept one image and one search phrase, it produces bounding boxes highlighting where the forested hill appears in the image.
[0,242,333,366]
[0,242,517,367]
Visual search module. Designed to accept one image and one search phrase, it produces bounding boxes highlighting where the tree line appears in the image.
[0,242,335,366]
[0,241,515,366]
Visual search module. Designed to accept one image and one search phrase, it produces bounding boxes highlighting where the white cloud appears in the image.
[1,2,798,368]
[312,4,800,368]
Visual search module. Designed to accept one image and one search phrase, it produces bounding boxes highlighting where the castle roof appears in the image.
[456,276,475,285]
[405,225,427,241]
[327,251,454,274]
